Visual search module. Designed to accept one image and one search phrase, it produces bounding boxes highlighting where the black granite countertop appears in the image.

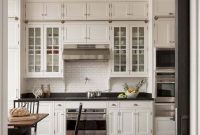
[20,92,154,101]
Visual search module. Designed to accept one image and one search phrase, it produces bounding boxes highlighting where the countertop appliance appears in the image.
[155,72,175,103]
[66,108,107,135]
[63,44,110,61]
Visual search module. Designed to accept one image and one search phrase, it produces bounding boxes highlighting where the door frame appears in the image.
[0,0,8,134]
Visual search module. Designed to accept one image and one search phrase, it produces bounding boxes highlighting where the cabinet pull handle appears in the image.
[134,104,138,106]
[57,104,62,106]
[112,104,116,106]
[169,13,174,15]
[16,89,19,99]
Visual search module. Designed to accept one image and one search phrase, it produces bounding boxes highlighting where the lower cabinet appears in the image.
[37,102,54,135]
[155,117,175,135]
[108,102,153,135]
[36,101,153,135]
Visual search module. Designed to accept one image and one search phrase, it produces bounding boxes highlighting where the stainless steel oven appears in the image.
[156,72,175,103]
[66,108,107,135]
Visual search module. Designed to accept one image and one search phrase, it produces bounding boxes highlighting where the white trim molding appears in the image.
[190,0,199,135]
[0,0,8,134]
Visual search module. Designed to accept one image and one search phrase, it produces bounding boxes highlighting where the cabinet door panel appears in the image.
[130,23,148,75]
[111,25,129,75]
[120,110,136,135]
[8,20,19,49]
[37,102,54,135]
[44,25,63,77]
[108,110,119,135]
[155,117,175,135]
[154,0,175,16]
[54,110,65,135]
[136,109,152,135]
[44,3,62,20]
[64,2,86,20]
[64,23,86,43]
[130,2,148,19]
[8,0,19,17]
[111,2,129,20]
[26,25,44,77]
[25,3,44,20]
[87,2,110,20]
[87,23,110,44]
[154,19,172,48]
[8,49,20,100]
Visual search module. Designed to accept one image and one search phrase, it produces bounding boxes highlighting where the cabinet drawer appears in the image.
[108,102,119,108]
[66,101,107,108]
[119,101,152,108]
[54,102,65,109]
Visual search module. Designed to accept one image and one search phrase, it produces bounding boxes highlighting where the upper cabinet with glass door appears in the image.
[111,22,148,77]
[26,25,43,77]
[154,0,175,16]
[111,25,129,75]
[44,25,63,77]
[26,24,63,78]
[130,23,148,76]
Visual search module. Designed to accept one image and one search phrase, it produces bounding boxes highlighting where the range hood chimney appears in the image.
[63,44,110,61]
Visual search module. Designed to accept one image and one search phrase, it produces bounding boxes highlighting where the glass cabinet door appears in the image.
[45,26,61,73]
[131,25,147,73]
[27,27,42,73]
[112,26,129,74]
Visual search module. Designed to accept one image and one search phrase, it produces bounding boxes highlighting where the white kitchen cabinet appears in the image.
[64,22,110,44]
[44,3,62,20]
[154,0,175,16]
[155,117,175,135]
[8,49,20,100]
[136,109,152,135]
[111,2,148,20]
[86,2,110,20]
[108,101,153,135]
[154,19,175,48]
[120,110,136,135]
[8,0,20,17]
[26,24,63,78]
[63,2,109,20]
[108,109,119,135]
[87,23,110,44]
[37,101,54,135]
[25,3,44,20]
[25,2,62,20]
[111,22,148,77]
[63,2,86,20]
[54,102,66,135]
[64,23,86,43]
[8,20,19,49]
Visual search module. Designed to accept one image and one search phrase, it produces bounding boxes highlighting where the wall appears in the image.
[25,61,148,93]
[25,61,109,93]
[0,0,8,134]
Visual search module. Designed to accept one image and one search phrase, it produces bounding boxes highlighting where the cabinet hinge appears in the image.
[54,113,55,116]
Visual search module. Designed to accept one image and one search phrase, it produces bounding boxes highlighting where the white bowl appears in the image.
[125,91,139,98]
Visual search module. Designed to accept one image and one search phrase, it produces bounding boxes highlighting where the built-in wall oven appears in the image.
[66,108,107,135]
[155,72,175,103]
[156,48,175,70]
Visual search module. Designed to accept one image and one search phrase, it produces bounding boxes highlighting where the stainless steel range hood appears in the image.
[63,44,110,61]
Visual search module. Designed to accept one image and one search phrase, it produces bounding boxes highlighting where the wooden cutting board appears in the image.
[8,114,38,122]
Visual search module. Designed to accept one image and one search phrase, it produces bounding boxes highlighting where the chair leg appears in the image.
[34,124,37,132]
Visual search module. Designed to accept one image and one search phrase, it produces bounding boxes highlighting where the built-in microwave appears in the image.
[156,48,175,70]
[155,72,175,103]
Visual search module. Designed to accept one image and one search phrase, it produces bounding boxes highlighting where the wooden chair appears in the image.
[75,103,82,135]
[13,100,39,133]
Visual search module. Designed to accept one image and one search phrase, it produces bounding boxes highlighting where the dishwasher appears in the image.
[66,108,107,135]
